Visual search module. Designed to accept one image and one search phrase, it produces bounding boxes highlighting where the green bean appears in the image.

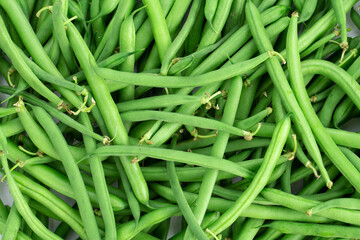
[261,188,360,226]
[88,145,255,179]
[317,54,360,127]
[256,228,282,240]
[302,60,360,110]
[121,110,252,137]
[233,218,264,240]
[0,15,62,107]
[11,170,87,239]
[160,0,203,75]
[308,198,360,216]
[52,1,77,73]
[223,0,245,33]
[117,205,180,240]
[351,7,360,31]
[32,106,101,240]
[293,0,305,10]
[5,139,126,210]
[35,14,53,45]
[331,0,348,60]
[66,19,149,204]
[0,217,32,240]
[264,221,360,238]
[304,188,354,202]
[192,5,288,75]
[184,76,243,239]
[0,127,62,240]
[185,0,233,73]
[235,107,272,129]
[205,115,291,235]
[134,0,175,60]
[292,49,360,191]
[184,3,204,55]
[94,0,136,61]
[93,51,271,87]
[116,94,203,112]
[142,0,172,61]
[142,0,195,70]
[116,159,141,228]
[79,112,117,239]
[300,32,337,59]
[151,183,330,223]
[88,0,120,22]
[204,0,218,32]
[17,50,84,93]
[0,199,7,219]
[191,138,271,155]
[167,136,208,240]
[246,0,358,85]
[54,221,71,239]
[2,203,22,240]
[333,96,358,127]
[298,164,340,196]
[89,0,105,47]
[1,87,104,143]
[170,212,220,240]
[0,107,18,118]
[339,146,360,172]
[298,0,318,23]
[168,29,234,75]
[141,156,286,182]
[246,1,329,187]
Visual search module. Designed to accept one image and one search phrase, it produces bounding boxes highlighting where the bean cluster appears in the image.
[0,0,360,239]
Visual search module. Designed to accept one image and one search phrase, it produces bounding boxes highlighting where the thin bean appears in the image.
[88,0,120,22]
[246,1,329,187]
[151,183,330,223]
[66,19,149,204]
[264,221,360,238]
[93,51,271,87]
[331,0,348,60]
[0,15,62,107]
[0,217,32,240]
[121,110,251,138]
[233,218,264,240]
[32,106,101,240]
[1,203,22,240]
[183,76,243,239]
[351,7,360,31]
[0,127,62,240]
[11,170,87,239]
[206,115,291,235]
[52,1,77,73]
[167,136,208,240]
[308,198,360,216]
[160,0,203,75]
[192,5,288,75]
[117,205,180,240]
[261,188,360,226]
[89,145,255,179]
[298,0,318,23]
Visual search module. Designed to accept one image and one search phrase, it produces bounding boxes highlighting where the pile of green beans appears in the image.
[0,0,360,239]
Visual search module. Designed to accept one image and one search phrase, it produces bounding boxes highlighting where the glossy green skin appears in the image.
[183,76,243,239]
[261,188,360,226]
[32,106,101,240]
[205,115,291,235]
[265,221,360,238]
[246,0,329,186]
[94,52,270,87]
[0,128,62,240]
[66,19,149,205]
